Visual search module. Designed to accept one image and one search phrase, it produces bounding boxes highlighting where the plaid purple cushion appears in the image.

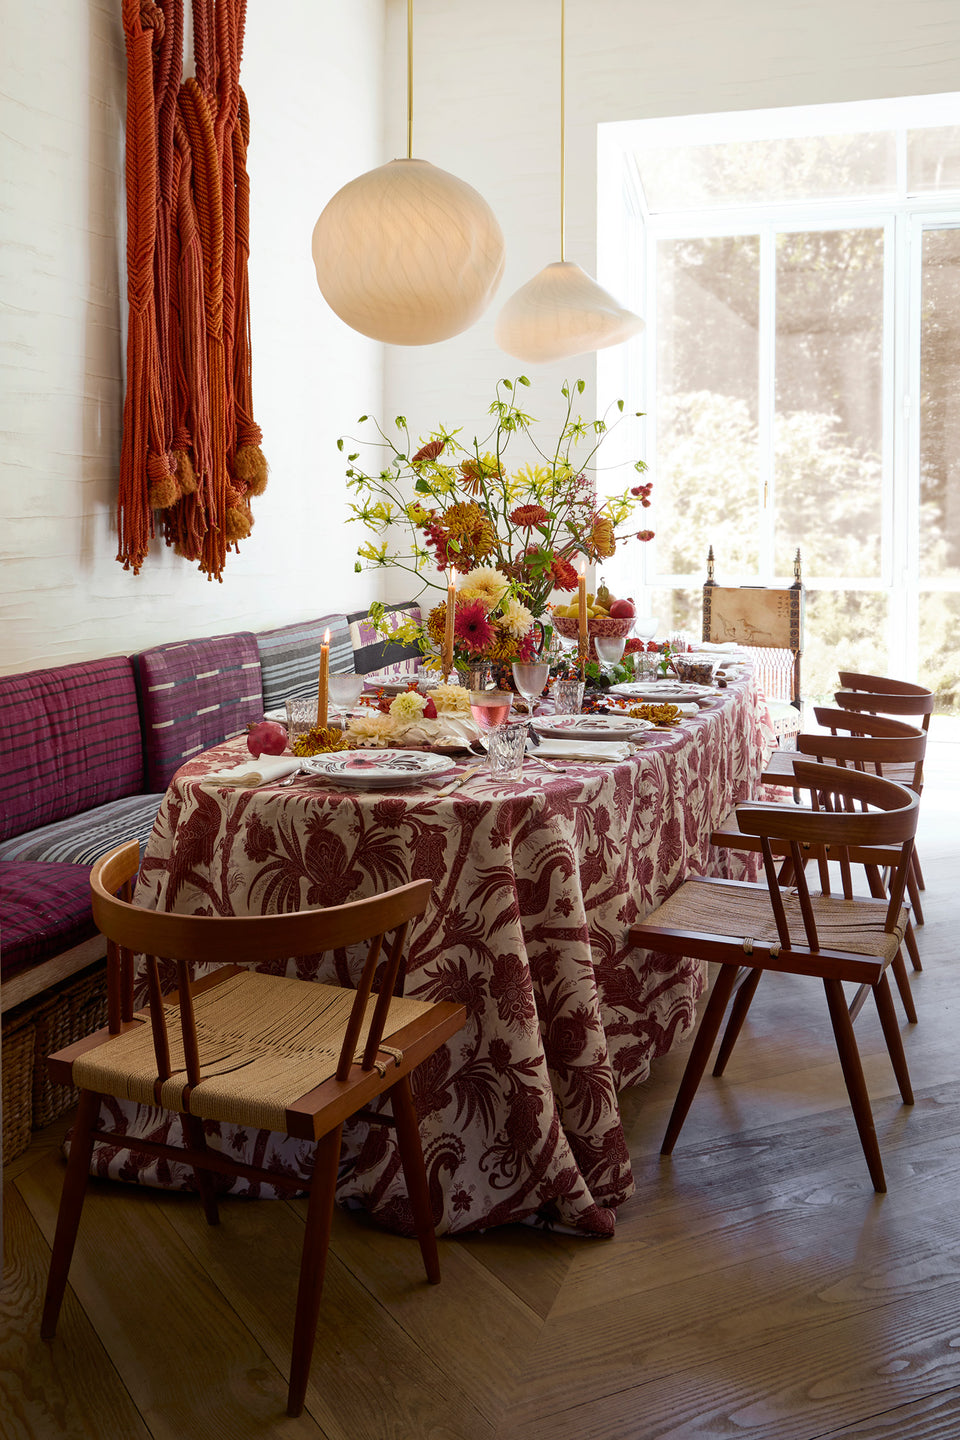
[136,633,264,792]
[347,602,423,676]
[0,861,100,984]
[0,658,144,844]
[255,614,353,713]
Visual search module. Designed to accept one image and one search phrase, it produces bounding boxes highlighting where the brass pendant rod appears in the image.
[407,0,414,159]
[560,0,566,262]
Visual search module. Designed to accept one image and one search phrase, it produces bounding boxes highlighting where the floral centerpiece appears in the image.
[343,377,653,673]
[345,681,478,748]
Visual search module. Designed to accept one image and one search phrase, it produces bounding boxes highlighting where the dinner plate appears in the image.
[364,671,440,695]
[302,749,455,788]
[610,681,715,702]
[534,713,654,740]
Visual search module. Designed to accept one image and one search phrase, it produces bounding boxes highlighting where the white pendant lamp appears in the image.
[495,0,643,364]
[312,1,505,346]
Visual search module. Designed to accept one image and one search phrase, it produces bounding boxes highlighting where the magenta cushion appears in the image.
[0,657,143,844]
[135,632,263,792]
[0,861,99,984]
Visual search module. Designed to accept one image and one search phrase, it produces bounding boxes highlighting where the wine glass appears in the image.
[633,616,658,643]
[594,635,626,668]
[511,661,550,716]
[469,689,513,734]
[327,673,365,724]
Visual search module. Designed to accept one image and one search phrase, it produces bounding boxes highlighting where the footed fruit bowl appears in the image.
[552,614,636,641]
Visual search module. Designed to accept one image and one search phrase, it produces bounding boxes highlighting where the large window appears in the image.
[598,95,960,708]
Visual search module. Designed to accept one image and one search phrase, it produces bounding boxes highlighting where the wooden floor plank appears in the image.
[15,1149,326,1440]
[163,1185,494,1440]
[0,1184,151,1440]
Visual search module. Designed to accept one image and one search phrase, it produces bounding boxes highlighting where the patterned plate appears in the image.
[302,749,455,788]
[364,672,440,695]
[534,713,654,740]
[609,682,714,702]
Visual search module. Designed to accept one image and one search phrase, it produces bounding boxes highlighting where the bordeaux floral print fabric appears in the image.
[90,674,772,1237]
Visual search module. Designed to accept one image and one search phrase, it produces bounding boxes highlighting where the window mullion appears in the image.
[758,224,776,581]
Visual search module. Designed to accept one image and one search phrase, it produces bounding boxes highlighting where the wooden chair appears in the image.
[832,679,934,921]
[702,546,804,742]
[40,841,466,1417]
[629,764,919,1192]
[715,721,925,988]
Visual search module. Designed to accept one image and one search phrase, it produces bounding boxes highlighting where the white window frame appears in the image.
[598,95,960,682]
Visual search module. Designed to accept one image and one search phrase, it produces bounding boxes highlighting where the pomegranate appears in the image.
[247,719,288,757]
[608,598,636,619]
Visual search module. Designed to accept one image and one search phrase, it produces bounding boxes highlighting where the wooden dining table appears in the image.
[90,671,774,1237]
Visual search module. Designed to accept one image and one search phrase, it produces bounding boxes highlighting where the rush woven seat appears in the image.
[630,763,919,1192]
[41,840,466,1417]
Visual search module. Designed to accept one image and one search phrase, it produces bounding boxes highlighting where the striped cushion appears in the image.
[0,657,143,843]
[135,633,264,792]
[0,793,164,866]
[255,614,353,712]
[0,861,99,984]
[347,602,423,676]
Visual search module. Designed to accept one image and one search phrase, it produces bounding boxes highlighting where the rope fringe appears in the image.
[117,0,265,580]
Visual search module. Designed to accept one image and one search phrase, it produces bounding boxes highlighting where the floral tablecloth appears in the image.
[91,673,772,1236]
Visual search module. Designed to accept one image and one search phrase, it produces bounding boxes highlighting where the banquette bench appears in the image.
[0,601,421,1158]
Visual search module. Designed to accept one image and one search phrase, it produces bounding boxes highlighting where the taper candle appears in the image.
[317,628,330,728]
[578,561,588,667]
[443,568,456,676]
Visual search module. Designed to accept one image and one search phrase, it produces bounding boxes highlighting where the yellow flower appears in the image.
[590,516,616,558]
[443,502,495,559]
[389,691,429,724]
[347,712,398,744]
[432,683,472,715]
[499,597,534,638]
[458,565,510,609]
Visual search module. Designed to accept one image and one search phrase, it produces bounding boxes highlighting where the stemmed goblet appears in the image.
[511,661,550,716]
[327,673,366,725]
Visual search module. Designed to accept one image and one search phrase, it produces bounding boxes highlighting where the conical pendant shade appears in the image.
[495,261,643,363]
[313,158,505,346]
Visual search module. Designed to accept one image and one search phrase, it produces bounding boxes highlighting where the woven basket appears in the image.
[2,1013,37,1162]
[31,963,109,1129]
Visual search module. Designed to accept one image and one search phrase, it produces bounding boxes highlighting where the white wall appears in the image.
[3,1,960,672]
[0,0,386,674]
[380,0,960,601]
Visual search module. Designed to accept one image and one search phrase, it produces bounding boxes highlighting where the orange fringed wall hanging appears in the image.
[116,0,267,580]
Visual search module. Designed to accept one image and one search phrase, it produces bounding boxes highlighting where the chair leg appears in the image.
[713,966,763,1077]
[287,1124,342,1419]
[822,977,886,1193]
[390,1074,441,1285]
[41,1089,100,1339]
[873,971,914,1106]
[662,964,739,1156]
[914,850,926,892]
[906,858,925,927]
[183,1113,220,1226]
[889,950,918,1026]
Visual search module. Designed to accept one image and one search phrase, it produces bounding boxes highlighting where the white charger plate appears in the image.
[302,749,455,788]
[534,713,654,740]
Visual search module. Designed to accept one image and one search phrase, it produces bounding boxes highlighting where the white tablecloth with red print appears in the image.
[90,672,773,1237]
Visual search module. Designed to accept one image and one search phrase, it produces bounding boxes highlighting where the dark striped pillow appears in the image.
[0,657,143,843]
[347,602,423,676]
[255,614,353,713]
[135,633,263,792]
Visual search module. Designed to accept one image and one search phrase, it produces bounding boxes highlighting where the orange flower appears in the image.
[412,439,445,466]
[550,556,579,591]
[589,516,616,558]
[510,503,549,528]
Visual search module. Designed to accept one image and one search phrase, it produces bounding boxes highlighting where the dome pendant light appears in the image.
[495,0,643,364]
[312,1,505,346]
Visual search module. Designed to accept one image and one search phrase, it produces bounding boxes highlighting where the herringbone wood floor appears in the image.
[3,727,959,1440]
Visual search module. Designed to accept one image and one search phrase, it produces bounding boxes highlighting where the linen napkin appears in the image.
[202,756,302,788]
[532,738,633,764]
